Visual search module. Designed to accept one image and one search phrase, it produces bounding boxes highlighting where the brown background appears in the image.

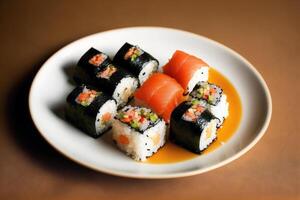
[0,0,299,199]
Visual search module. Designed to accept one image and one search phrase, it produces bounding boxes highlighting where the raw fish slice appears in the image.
[163,50,189,78]
[149,80,183,116]
[134,73,185,123]
[134,73,170,103]
[176,55,207,92]
[161,89,186,122]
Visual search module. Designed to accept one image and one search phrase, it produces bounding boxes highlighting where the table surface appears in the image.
[0,0,299,199]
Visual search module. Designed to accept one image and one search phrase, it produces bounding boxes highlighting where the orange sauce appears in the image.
[147,68,242,164]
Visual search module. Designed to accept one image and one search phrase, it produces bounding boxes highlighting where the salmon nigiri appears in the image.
[163,50,209,95]
[134,73,185,123]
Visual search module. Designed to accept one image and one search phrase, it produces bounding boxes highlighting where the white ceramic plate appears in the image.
[29,27,272,179]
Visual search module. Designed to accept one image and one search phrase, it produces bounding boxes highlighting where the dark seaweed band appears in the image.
[77,47,136,97]
[170,101,216,154]
[77,47,111,76]
[93,66,134,96]
[117,118,162,134]
[66,84,114,138]
[113,42,159,78]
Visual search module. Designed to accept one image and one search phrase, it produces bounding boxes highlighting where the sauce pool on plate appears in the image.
[146,68,242,164]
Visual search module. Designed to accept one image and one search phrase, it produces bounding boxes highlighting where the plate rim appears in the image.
[28,26,272,179]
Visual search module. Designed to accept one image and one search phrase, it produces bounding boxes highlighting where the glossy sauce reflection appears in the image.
[146,68,242,164]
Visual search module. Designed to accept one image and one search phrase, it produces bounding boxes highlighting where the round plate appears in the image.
[29,27,272,179]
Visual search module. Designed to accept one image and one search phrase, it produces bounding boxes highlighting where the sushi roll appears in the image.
[163,50,209,95]
[134,73,185,123]
[77,47,111,75]
[113,43,159,84]
[66,84,117,138]
[189,82,229,127]
[78,48,138,107]
[170,100,218,154]
[112,106,167,161]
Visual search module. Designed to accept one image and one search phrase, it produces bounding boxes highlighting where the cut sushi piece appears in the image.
[170,100,218,154]
[163,50,209,94]
[189,82,229,127]
[77,47,138,107]
[112,106,167,161]
[66,84,117,138]
[134,73,185,123]
[113,43,159,84]
[77,48,111,75]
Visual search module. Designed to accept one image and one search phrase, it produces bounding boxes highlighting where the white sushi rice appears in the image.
[112,77,138,107]
[204,94,229,127]
[138,60,158,84]
[112,119,167,161]
[186,67,209,94]
[95,99,117,134]
[199,119,218,151]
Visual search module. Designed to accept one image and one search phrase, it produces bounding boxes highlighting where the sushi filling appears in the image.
[95,99,117,134]
[89,53,108,66]
[113,77,138,107]
[190,82,229,127]
[138,60,159,84]
[75,86,100,106]
[199,119,217,151]
[186,67,209,94]
[112,106,166,161]
[182,99,206,122]
[124,46,144,61]
[191,82,222,105]
[116,106,159,132]
[96,64,117,79]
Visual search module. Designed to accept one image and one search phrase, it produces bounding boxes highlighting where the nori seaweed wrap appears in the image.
[77,48,138,107]
[170,100,218,154]
[77,48,111,76]
[66,84,117,138]
[189,82,229,127]
[113,43,159,84]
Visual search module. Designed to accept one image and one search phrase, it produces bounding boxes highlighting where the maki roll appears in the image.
[189,82,229,127]
[77,47,111,75]
[66,84,117,138]
[78,48,138,107]
[112,106,167,161]
[163,50,209,95]
[113,43,159,84]
[170,100,218,154]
